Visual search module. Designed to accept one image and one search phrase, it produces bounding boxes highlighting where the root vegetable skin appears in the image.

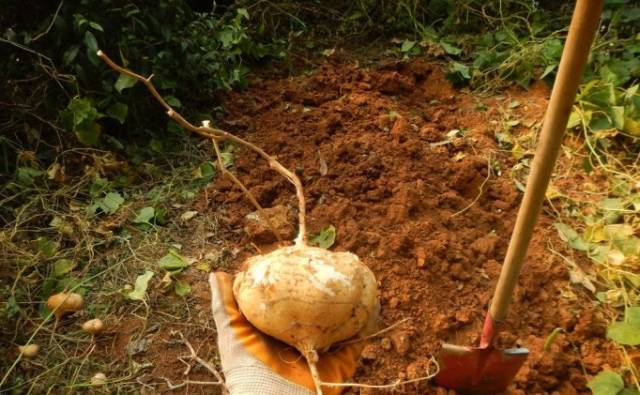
[233,245,378,354]
[82,319,105,335]
[18,344,40,358]
[46,292,84,320]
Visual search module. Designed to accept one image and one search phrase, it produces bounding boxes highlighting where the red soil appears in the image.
[131,59,620,394]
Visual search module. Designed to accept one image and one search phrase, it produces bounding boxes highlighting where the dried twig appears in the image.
[174,331,226,393]
[161,377,223,390]
[96,50,307,245]
[206,122,283,243]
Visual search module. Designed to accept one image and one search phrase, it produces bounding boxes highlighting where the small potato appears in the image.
[82,319,105,335]
[18,344,40,358]
[47,292,84,320]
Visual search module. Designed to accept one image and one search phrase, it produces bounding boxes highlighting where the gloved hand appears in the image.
[209,272,377,395]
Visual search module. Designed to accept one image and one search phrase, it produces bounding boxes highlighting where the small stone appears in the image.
[390,331,411,355]
[388,297,400,309]
[454,310,471,324]
[361,344,379,361]
[380,337,392,351]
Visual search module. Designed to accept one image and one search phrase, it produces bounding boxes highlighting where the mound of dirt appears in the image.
[185,59,618,393]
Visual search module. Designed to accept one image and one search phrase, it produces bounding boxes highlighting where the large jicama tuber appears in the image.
[234,244,377,352]
[234,244,378,394]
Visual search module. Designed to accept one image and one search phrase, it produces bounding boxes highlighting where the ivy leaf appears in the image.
[607,307,640,346]
[106,102,128,124]
[16,167,44,185]
[84,31,98,51]
[440,41,461,55]
[401,39,416,53]
[310,225,336,249]
[36,237,58,258]
[586,371,624,395]
[100,192,124,214]
[75,121,101,146]
[174,280,191,297]
[115,74,137,93]
[447,62,471,83]
[158,250,189,272]
[134,207,155,224]
[554,223,590,251]
[63,46,80,66]
[126,271,154,301]
[53,259,76,277]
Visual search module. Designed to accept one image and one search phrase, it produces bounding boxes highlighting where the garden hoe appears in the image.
[435,0,604,393]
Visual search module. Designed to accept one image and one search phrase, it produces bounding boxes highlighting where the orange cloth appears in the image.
[214,272,368,395]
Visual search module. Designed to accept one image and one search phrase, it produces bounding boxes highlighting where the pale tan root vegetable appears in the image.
[82,319,105,335]
[234,245,377,349]
[234,245,378,394]
[18,344,40,358]
[46,292,84,321]
[91,372,107,386]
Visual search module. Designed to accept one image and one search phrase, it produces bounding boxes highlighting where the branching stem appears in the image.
[96,50,307,245]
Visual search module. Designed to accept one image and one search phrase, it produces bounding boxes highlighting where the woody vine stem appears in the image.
[96,50,307,246]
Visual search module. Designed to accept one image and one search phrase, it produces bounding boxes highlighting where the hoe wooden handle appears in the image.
[489,0,604,322]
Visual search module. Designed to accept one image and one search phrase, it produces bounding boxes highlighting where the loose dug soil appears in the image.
[130,59,620,393]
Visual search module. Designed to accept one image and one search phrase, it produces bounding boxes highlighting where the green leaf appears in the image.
[84,31,98,51]
[53,259,76,277]
[611,106,625,130]
[159,250,189,271]
[126,271,154,301]
[236,8,249,19]
[218,29,235,48]
[106,102,128,124]
[134,207,155,224]
[16,167,44,185]
[587,371,624,395]
[36,237,58,258]
[541,64,557,79]
[447,62,471,81]
[100,192,124,214]
[165,96,181,108]
[401,40,416,53]
[607,307,640,346]
[75,121,101,146]
[440,41,461,55]
[554,223,590,251]
[63,46,80,66]
[88,21,103,32]
[174,280,191,296]
[220,152,234,168]
[310,225,337,249]
[115,74,137,93]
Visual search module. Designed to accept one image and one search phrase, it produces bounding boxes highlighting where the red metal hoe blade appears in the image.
[435,343,528,394]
